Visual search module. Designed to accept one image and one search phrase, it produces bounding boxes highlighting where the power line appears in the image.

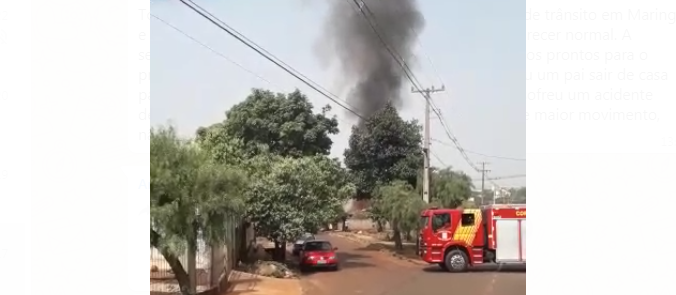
[472,174,526,182]
[151,10,368,132]
[349,0,496,187]
[151,11,375,132]
[466,150,526,162]
[179,0,463,175]
[411,31,515,171]
[149,13,284,91]
[430,138,526,161]
[431,150,447,168]
[347,0,424,91]
[178,0,366,119]
[179,0,507,188]
[408,23,457,124]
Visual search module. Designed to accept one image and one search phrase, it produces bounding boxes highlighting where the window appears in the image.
[419,216,429,229]
[432,213,451,231]
[461,213,475,226]
[303,241,333,251]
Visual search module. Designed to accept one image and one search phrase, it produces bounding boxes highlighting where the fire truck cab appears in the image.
[418,204,526,272]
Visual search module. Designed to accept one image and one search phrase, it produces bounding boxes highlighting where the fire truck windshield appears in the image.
[419,216,429,229]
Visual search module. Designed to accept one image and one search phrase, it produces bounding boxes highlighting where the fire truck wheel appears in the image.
[444,249,469,272]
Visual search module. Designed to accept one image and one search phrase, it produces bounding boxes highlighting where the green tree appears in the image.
[429,168,474,208]
[510,187,526,203]
[475,189,494,206]
[195,122,247,165]
[204,88,339,158]
[150,126,248,295]
[246,155,355,260]
[373,181,426,250]
[344,103,423,199]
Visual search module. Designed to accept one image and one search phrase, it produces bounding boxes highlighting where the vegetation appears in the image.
[344,102,423,199]
[428,168,474,208]
[372,181,426,250]
[150,126,247,295]
[509,187,527,203]
[343,103,424,233]
[150,87,524,290]
[198,89,339,158]
[476,186,526,205]
[245,155,354,260]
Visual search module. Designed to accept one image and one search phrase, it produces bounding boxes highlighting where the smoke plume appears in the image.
[321,0,425,122]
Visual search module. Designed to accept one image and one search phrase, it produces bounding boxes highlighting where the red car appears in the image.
[299,240,339,271]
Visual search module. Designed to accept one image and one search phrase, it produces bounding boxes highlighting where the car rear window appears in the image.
[304,241,332,251]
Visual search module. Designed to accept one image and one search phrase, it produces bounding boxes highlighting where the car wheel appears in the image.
[444,249,469,272]
[330,264,339,271]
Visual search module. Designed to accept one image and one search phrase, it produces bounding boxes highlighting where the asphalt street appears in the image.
[298,234,525,295]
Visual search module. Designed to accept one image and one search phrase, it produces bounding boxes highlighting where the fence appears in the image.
[150,216,247,295]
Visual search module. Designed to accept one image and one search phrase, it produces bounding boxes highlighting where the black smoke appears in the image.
[321,0,425,122]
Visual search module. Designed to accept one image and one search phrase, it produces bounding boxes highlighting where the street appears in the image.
[299,234,525,295]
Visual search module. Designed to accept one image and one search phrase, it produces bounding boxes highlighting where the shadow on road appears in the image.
[422,264,526,273]
[337,252,374,269]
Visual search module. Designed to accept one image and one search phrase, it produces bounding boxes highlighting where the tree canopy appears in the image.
[476,186,525,205]
[151,85,520,288]
[195,122,247,166]
[203,88,339,158]
[428,168,474,208]
[372,181,426,249]
[510,187,526,203]
[150,126,248,294]
[192,88,354,260]
[245,155,354,258]
[344,103,423,199]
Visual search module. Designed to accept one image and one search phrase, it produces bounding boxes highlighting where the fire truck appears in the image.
[418,204,526,272]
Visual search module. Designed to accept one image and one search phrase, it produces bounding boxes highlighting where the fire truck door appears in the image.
[431,212,452,241]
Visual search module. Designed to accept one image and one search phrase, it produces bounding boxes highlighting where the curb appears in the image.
[327,232,428,266]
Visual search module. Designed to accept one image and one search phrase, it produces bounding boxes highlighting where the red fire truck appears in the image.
[418,204,526,272]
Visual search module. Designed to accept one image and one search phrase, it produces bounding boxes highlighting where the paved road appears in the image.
[299,234,525,295]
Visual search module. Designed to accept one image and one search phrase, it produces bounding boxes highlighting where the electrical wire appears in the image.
[472,174,526,182]
[465,150,526,162]
[154,3,396,136]
[177,0,518,186]
[149,13,285,91]
[403,19,525,165]
[348,0,500,186]
[430,138,526,162]
[151,10,368,130]
[431,151,447,168]
[346,0,425,92]
[178,0,366,119]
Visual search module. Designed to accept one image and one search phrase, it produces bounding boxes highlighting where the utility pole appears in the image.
[412,85,445,203]
[478,162,491,205]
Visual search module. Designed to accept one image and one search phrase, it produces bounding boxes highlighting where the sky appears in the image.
[150,0,525,188]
